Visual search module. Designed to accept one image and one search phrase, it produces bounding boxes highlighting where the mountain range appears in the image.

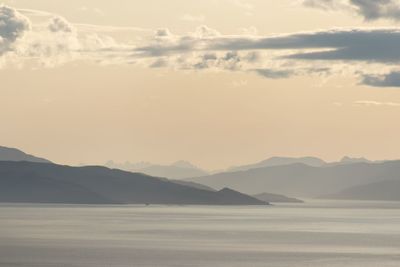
[188,160,400,201]
[104,156,380,180]
[228,156,327,172]
[2,145,400,203]
[105,160,209,179]
[0,146,265,205]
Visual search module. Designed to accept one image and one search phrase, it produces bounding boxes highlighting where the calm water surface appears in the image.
[0,200,400,267]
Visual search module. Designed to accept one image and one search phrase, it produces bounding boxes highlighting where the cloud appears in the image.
[0,5,137,68]
[210,28,400,64]
[254,69,295,79]
[150,58,168,68]
[17,7,151,34]
[48,16,75,33]
[302,0,346,10]
[135,27,400,64]
[155,28,172,38]
[351,0,400,21]
[138,25,400,86]
[131,26,400,83]
[134,25,221,57]
[281,29,400,63]
[238,26,258,36]
[361,71,400,87]
[191,51,243,70]
[0,5,31,54]
[1,4,400,88]
[17,8,54,17]
[354,100,400,106]
[302,0,400,21]
[194,25,221,38]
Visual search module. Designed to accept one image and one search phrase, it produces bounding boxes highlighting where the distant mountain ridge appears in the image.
[0,146,51,163]
[228,156,326,172]
[340,156,371,164]
[105,156,390,180]
[325,156,385,166]
[188,160,400,200]
[2,145,399,202]
[105,160,209,179]
[227,156,389,172]
[0,161,266,205]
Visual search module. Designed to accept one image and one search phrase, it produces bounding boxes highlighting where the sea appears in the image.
[1,200,400,267]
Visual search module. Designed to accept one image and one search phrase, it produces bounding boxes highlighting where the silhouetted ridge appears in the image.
[217,188,269,205]
[0,161,266,205]
[0,146,51,163]
[253,192,303,203]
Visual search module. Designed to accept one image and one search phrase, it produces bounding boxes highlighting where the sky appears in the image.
[1,0,400,170]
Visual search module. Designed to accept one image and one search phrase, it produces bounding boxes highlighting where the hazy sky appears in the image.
[1,0,400,169]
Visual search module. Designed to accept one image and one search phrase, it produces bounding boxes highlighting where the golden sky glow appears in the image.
[1,0,400,169]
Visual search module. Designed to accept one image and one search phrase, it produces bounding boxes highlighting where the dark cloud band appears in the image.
[303,0,400,21]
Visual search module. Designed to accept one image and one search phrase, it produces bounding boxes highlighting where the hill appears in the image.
[0,146,51,163]
[253,192,303,203]
[0,161,266,205]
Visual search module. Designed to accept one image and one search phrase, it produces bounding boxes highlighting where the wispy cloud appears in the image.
[17,8,54,17]
[354,100,400,106]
